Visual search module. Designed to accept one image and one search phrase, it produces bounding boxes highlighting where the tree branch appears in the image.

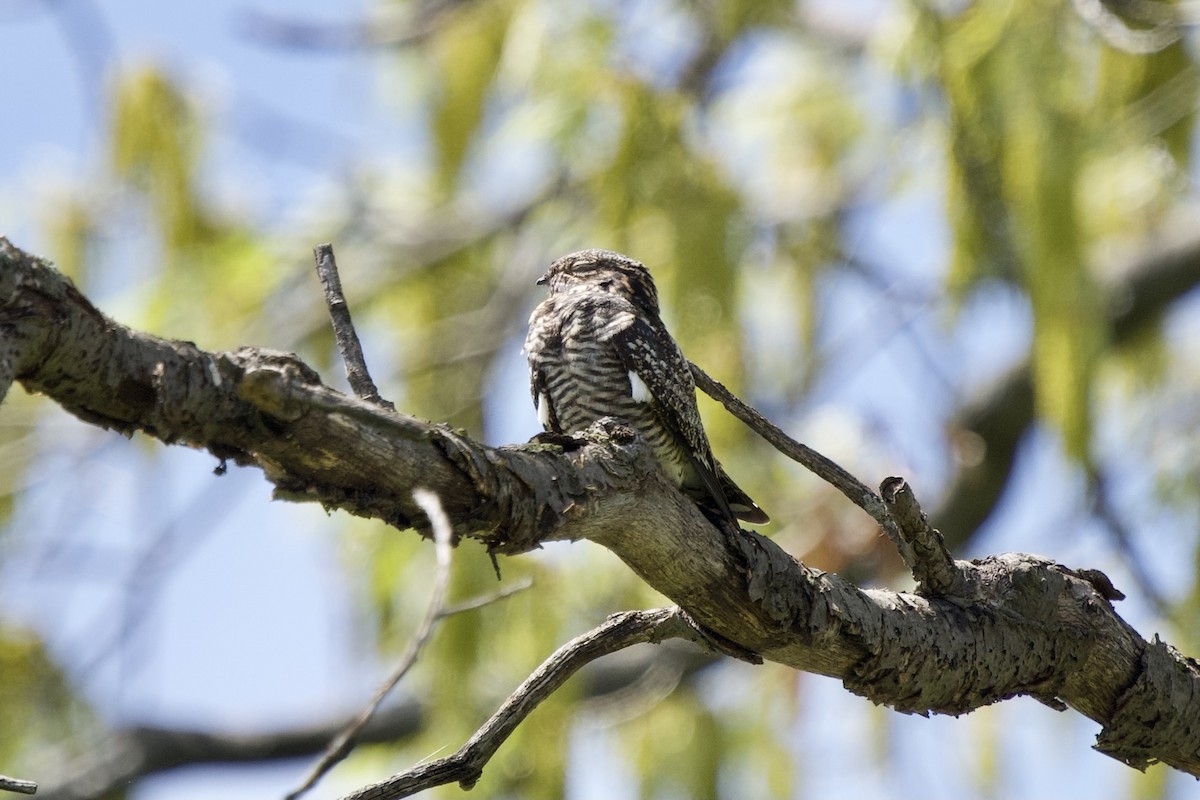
[340,607,693,800]
[880,476,963,597]
[40,704,424,800]
[39,645,711,800]
[689,362,913,565]
[313,242,392,410]
[286,489,455,799]
[0,776,37,796]
[5,237,1200,781]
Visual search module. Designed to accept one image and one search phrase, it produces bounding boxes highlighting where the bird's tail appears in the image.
[718,466,769,525]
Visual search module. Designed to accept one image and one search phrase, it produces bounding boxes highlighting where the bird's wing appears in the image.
[529,363,560,431]
[525,304,562,432]
[611,316,736,525]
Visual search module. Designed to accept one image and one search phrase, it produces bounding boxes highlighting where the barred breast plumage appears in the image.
[524,249,768,527]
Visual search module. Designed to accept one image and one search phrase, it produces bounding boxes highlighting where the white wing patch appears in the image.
[537,391,552,428]
[628,370,653,402]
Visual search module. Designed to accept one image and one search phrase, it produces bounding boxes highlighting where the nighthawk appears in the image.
[524,249,768,528]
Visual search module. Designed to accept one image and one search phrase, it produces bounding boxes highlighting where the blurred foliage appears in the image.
[430,0,514,193]
[104,65,279,341]
[112,67,208,252]
[4,0,1200,797]
[0,625,94,765]
[918,0,1192,458]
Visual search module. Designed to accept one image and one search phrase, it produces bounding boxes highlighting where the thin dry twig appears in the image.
[339,607,692,800]
[313,243,394,410]
[437,576,533,618]
[0,775,37,795]
[688,361,912,563]
[286,489,454,800]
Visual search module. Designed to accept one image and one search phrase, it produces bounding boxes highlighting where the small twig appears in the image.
[286,488,454,800]
[0,775,37,795]
[312,243,394,410]
[437,576,533,618]
[339,607,692,800]
[688,361,910,559]
[880,477,962,596]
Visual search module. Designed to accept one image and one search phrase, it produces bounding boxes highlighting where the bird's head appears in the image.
[537,249,660,315]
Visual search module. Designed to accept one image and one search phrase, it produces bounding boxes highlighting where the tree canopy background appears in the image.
[3,0,1200,797]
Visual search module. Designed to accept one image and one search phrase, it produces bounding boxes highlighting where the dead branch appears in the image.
[313,242,393,409]
[286,489,455,799]
[689,361,912,564]
[340,608,693,800]
[38,644,708,800]
[40,704,423,800]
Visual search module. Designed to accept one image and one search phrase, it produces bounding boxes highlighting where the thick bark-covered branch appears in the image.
[4,238,1200,779]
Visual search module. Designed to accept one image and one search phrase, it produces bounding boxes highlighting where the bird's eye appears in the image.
[599,279,614,290]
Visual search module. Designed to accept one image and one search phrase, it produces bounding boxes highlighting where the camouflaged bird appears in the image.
[525,249,768,528]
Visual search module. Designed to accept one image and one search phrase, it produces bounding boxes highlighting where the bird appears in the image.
[524,248,768,528]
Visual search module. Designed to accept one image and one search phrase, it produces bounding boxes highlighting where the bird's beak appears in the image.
[536,272,550,286]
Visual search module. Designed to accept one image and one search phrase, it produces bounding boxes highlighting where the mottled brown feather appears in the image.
[526,249,768,526]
